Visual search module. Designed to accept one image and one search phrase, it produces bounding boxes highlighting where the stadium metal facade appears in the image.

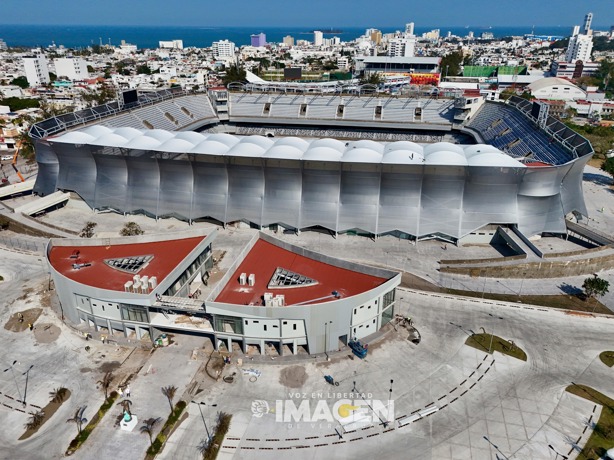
[30,91,593,241]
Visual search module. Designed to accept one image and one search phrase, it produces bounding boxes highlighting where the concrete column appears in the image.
[293,339,298,355]
[226,337,231,352]
[260,339,265,355]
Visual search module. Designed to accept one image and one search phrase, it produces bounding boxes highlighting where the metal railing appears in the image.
[29,87,190,140]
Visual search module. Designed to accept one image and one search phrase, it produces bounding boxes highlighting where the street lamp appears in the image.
[22,365,34,407]
[3,360,23,403]
[191,401,217,442]
[548,444,568,459]
[324,320,333,359]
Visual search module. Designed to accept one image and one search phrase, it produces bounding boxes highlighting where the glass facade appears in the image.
[121,305,148,323]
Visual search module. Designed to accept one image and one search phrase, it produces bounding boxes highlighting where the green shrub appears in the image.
[65,393,118,455]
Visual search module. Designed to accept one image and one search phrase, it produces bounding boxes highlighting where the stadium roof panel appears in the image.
[50,128,526,167]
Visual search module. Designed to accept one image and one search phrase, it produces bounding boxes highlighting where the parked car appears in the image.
[1,155,13,161]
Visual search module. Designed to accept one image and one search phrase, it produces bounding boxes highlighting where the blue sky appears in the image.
[1,0,612,27]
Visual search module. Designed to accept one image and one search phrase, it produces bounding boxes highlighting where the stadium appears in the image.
[25,84,594,352]
[29,85,593,242]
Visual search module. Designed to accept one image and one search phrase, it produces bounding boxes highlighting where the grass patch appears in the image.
[145,400,187,459]
[202,412,232,460]
[600,351,614,368]
[465,333,527,361]
[65,391,118,456]
[19,388,72,440]
[565,384,614,460]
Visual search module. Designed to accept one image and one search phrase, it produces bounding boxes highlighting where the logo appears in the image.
[251,399,270,418]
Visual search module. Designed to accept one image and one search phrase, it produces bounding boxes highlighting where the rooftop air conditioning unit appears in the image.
[275,294,285,307]
[133,274,141,284]
[264,292,273,306]
[132,281,141,293]
[248,274,256,286]
[148,276,157,290]
[239,273,247,285]
[124,281,133,293]
[140,275,149,287]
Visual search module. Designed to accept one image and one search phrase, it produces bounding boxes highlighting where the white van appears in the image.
[1,155,12,161]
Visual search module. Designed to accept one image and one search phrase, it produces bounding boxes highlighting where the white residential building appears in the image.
[212,40,236,58]
[23,55,50,86]
[388,37,416,57]
[314,31,323,47]
[565,33,593,63]
[159,40,184,49]
[54,57,90,81]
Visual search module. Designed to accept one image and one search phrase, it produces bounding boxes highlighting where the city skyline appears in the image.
[1,0,612,28]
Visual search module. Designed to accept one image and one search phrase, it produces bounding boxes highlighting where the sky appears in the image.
[1,0,612,28]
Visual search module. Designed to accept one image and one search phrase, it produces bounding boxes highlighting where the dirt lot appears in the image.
[4,308,43,332]
[279,365,308,388]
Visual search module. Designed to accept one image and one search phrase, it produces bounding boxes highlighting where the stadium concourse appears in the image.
[28,87,593,244]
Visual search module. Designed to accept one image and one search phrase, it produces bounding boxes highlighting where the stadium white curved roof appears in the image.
[49,128,526,167]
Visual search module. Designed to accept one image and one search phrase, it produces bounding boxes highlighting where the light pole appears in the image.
[22,365,34,407]
[191,401,217,443]
[3,360,23,403]
[548,444,568,459]
[324,320,332,359]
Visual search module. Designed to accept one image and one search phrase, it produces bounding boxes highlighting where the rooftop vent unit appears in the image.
[239,273,247,285]
[124,281,133,292]
[72,262,91,270]
[69,250,80,259]
[248,274,256,286]
[148,276,157,290]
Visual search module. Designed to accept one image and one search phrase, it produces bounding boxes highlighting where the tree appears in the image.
[601,157,614,181]
[97,371,113,400]
[582,275,610,303]
[120,222,144,236]
[140,417,161,446]
[66,406,88,434]
[10,76,29,89]
[17,132,35,160]
[161,386,177,413]
[359,72,383,85]
[440,51,464,78]
[50,387,68,403]
[595,58,614,91]
[25,410,45,430]
[136,64,152,75]
[79,221,97,238]
[222,64,246,86]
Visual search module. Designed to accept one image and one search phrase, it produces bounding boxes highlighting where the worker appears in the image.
[28,323,33,331]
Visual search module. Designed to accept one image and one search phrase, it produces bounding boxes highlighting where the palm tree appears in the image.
[97,372,113,400]
[49,387,68,403]
[161,385,177,413]
[139,417,161,446]
[24,410,45,430]
[66,406,88,434]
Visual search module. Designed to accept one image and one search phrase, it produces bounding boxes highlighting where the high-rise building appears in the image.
[313,31,323,46]
[571,25,580,37]
[388,37,416,57]
[0,39,7,51]
[283,35,295,47]
[23,55,50,86]
[405,22,415,36]
[212,40,236,58]
[54,57,90,81]
[370,30,382,45]
[565,33,593,63]
[583,12,593,34]
[250,33,266,47]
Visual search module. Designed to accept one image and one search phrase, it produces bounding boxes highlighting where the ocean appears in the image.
[0,24,579,49]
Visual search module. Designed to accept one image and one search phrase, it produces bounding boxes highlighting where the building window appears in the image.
[383,289,396,308]
[264,325,267,331]
[121,305,148,323]
[293,324,297,331]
